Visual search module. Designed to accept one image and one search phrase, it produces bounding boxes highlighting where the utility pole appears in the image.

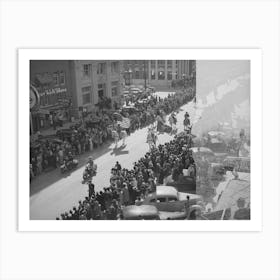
[144,60,147,90]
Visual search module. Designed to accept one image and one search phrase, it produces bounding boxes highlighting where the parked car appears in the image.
[122,205,160,220]
[142,186,202,213]
[202,208,231,220]
[223,156,250,173]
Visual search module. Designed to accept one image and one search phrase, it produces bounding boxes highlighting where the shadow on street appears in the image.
[110,144,129,156]
[30,142,113,196]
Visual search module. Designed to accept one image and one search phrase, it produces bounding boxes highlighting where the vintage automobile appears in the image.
[122,205,160,220]
[36,135,64,146]
[141,186,202,213]
[129,87,143,95]
[122,204,195,220]
[205,131,228,153]
[223,156,250,173]
[190,146,216,162]
[56,128,75,141]
[202,208,232,220]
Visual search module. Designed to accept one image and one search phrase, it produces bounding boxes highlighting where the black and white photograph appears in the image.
[2,1,280,280]
[28,58,251,222]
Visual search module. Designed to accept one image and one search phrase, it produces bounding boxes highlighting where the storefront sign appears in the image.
[40,87,67,96]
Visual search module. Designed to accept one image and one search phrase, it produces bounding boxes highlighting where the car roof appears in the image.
[155,186,178,197]
[190,147,214,154]
[122,205,159,219]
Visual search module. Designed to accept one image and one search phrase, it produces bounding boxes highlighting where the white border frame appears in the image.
[18,49,262,232]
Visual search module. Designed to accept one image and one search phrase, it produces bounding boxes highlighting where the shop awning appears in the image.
[33,108,50,115]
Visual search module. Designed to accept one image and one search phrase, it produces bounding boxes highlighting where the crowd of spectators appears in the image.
[30,114,113,180]
[58,130,196,220]
[30,87,195,181]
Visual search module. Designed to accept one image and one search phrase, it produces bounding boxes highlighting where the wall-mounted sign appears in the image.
[40,87,67,96]
[30,85,40,109]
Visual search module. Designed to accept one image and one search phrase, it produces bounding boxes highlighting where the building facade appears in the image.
[30,60,74,133]
[30,60,124,134]
[71,60,124,115]
[123,60,196,89]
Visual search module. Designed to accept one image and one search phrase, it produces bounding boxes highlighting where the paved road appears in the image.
[30,100,197,220]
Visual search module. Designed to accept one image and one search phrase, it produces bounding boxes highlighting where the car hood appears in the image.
[159,211,187,220]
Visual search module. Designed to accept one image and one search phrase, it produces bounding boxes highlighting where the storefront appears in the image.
[30,60,74,133]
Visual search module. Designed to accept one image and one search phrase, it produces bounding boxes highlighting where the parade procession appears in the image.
[29,60,250,221]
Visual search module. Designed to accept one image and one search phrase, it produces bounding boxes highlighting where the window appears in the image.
[134,70,140,79]
[167,60,172,67]
[157,197,166,203]
[151,61,156,68]
[111,62,119,74]
[98,83,106,98]
[111,81,119,97]
[82,86,92,93]
[168,197,178,202]
[158,60,165,67]
[158,70,165,80]
[151,69,156,80]
[149,199,156,203]
[53,73,59,86]
[82,64,91,78]
[167,71,172,80]
[59,72,65,85]
[81,86,91,105]
[97,63,106,74]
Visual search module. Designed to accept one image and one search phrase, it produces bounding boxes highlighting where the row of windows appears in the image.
[53,72,65,86]
[129,60,176,68]
[82,62,119,78]
[81,82,119,105]
[149,196,178,203]
[133,70,176,80]
[111,81,119,97]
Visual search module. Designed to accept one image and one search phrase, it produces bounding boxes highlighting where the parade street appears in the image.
[30,98,196,220]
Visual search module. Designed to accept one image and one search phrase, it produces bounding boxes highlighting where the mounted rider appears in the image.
[183,111,190,130]
[83,156,97,183]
